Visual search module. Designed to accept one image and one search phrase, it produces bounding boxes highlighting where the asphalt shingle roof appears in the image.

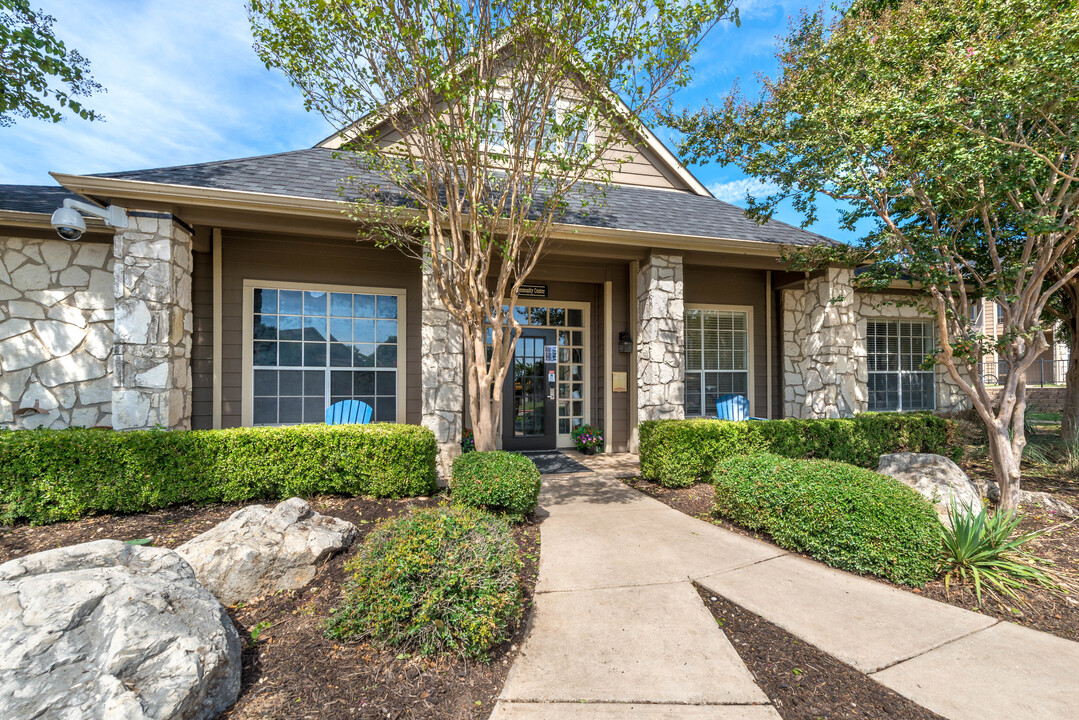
[0,185,80,216]
[3,148,833,247]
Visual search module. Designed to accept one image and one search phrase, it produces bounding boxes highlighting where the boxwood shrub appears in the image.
[639,413,961,487]
[0,423,438,526]
[326,506,523,660]
[450,451,542,519]
[713,453,941,586]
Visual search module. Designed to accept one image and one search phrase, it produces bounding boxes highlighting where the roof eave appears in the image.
[50,172,791,256]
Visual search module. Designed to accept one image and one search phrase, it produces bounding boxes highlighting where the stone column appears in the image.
[783,268,858,418]
[420,265,464,479]
[636,254,684,421]
[111,213,193,430]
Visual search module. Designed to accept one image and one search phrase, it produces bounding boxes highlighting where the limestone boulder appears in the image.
[177,497,357,605]
[0,540,241,720]
[877,452,981,524]
[1019,490,1079,518]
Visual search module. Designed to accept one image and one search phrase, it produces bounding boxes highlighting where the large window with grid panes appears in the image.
[246,282,405,426]
[866,320,935,412]
[684,306,753,417]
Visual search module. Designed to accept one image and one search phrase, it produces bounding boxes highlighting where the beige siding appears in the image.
[217,231,422,428]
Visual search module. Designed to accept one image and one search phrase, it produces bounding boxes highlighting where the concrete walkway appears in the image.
[493,463,1079,720]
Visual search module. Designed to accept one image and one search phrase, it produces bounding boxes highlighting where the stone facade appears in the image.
[112,214,194,430]
[783,268,970,418]
[637,254,684,421]
[782,268,859,418]
[0,237,114,428]
[420,265,464,478]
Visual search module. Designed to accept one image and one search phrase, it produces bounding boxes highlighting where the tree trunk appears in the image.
[986,420,1023,513]
[1064,339,1079,443]
[464,326,511,453]
[1062,279,1079,443]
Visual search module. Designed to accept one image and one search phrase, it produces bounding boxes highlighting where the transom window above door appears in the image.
[684,307,752,417]
[248,284,405,426]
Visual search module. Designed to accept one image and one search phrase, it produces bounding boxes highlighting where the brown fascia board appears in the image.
[50,172,789,257]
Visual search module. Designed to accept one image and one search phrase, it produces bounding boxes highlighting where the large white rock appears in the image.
[877,452,982,524]
[34,319,86,357]
[177,497,357,606]
[0,540,241,720]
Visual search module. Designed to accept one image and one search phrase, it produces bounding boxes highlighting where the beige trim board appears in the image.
[603,280,613,453]
[212,229,223,428]
[240,279,408,427]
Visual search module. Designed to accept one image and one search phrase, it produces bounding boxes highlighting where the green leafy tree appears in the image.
[0,0,103,126]
[668,0,1079,510]
[248,0,736,451]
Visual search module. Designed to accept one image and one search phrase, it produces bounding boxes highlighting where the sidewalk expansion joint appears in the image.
[535,577,695,595]
[495,699,776,707]
[691,552,790,583]
[867,618,1003,675]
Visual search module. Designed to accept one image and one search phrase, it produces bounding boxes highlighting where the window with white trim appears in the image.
[251,287,401,425]
[866,321,935,412]
[685,308,750,416]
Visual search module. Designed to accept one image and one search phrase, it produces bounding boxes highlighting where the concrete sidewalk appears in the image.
[494,469,1079,720]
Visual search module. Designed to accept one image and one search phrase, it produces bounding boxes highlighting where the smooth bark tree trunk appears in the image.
[1064,341,1079,443]
[1062,280,1079,444]
[987,419,1024,513]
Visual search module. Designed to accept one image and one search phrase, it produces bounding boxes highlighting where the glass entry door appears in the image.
[502,329,557,450]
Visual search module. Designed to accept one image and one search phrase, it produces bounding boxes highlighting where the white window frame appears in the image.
[241,279,407,427]
[482,92,596,156]
[492,298,591,449]
[684,303,755,418]
[865,320,936,413]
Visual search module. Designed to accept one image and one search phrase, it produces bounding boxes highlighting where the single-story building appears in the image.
[0,113,971,469]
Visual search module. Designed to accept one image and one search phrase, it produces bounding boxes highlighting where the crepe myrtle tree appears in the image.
[0,0,102,126]
[666,0,1079,511]
[249,0,737,451]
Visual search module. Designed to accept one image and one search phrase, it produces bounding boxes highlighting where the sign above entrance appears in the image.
[519,284,548,298]
[544,345,558,364]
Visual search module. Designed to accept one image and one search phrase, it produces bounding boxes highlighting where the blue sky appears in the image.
[1,0,855,242]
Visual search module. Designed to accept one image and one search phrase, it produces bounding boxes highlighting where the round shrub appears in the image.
[450,451,541,519]
[712,453,941,587]
[325,506,523,659]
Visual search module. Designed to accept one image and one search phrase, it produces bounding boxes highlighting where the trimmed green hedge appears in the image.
[450,451,542,519]
[0,424,438,526]
[713,454,941,586]
[640,413,962,487]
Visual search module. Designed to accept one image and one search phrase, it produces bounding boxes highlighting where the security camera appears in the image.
[50,206,87,240]
[48,198,129,241]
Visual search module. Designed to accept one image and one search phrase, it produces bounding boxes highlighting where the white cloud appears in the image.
[1,0,331,185]
[708,178,779,204]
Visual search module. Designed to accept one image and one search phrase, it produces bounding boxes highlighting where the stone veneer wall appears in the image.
[782,268,969,418]
[637,254,685,421]
[420,266,463,479]
[0,237,114,428]
[112,214,193,430]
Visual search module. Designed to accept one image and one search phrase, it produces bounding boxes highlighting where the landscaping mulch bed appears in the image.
[696,584,944,720]
[624,475,1079,642]
[0,495,542,720]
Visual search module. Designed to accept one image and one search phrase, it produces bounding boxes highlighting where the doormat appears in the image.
[518,451,594,475]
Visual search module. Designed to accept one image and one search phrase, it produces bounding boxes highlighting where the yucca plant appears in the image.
[939,501,1061,605]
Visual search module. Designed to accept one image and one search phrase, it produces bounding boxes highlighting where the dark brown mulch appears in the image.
[0,495,542,720]
[696,585,944,720]
[624,475,1079,642]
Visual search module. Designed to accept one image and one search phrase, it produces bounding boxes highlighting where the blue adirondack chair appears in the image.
[715,394,765,421]
[325,399,373,425]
